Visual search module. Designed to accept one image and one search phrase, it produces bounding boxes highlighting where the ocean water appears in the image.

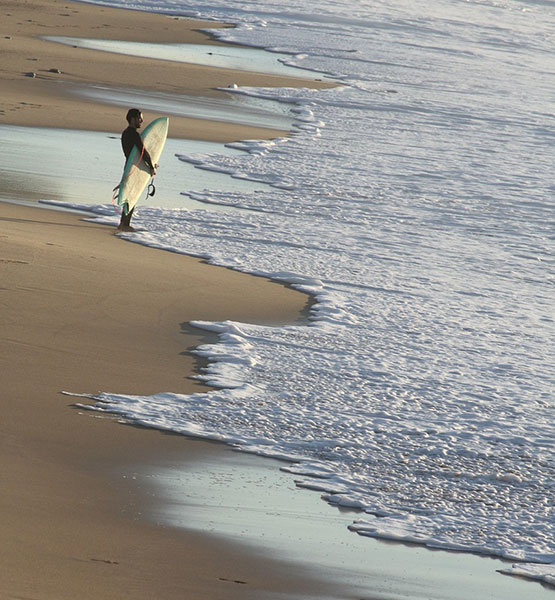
[74,0,553,587]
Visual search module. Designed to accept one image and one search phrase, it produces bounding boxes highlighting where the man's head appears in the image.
[126,108,144,128]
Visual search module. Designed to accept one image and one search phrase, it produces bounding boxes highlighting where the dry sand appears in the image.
[0,1,347,598]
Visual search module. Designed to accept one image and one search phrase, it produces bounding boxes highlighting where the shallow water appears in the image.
[141,449,554,600]
[69,83,297,130]
[0,124,268,211]
[45,36,326,80]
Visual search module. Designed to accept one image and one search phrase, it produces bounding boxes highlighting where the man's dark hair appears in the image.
[126,108,141,123]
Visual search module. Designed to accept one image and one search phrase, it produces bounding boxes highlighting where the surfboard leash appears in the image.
[147,178,156,198]
[111,185,123,214]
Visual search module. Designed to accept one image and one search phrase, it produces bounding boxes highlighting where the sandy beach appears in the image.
[2,202,344,599]
[0,1,343,598]
[0,0,333,140]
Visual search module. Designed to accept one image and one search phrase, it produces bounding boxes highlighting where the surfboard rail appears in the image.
[116,117,169,214]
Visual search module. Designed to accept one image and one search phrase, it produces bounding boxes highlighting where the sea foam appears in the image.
[71,0,554,587]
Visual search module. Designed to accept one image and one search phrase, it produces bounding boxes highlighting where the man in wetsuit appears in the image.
[118,108,157,231]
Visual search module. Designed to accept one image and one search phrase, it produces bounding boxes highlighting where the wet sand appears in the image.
[0,201,351,600]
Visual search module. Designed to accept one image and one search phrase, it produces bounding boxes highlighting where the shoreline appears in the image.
[0,0,335,139]
[1,201,344,600]
[0,1,348,598]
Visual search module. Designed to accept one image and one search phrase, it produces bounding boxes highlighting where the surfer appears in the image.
[118,108,157,231]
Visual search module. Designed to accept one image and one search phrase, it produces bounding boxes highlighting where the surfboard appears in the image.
[117,117,169,215]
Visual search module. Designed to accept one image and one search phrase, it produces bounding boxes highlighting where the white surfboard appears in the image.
[117,117,169,214]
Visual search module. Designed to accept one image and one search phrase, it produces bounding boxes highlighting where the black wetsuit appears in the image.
[119,126,154,227]
[121,126,155,171]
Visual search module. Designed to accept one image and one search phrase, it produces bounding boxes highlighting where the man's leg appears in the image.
[118,205,135,230]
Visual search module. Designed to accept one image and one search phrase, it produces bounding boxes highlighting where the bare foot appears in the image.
[117,224,137,232]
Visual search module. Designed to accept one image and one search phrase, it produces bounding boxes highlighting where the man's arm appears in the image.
[129,129,156,174]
